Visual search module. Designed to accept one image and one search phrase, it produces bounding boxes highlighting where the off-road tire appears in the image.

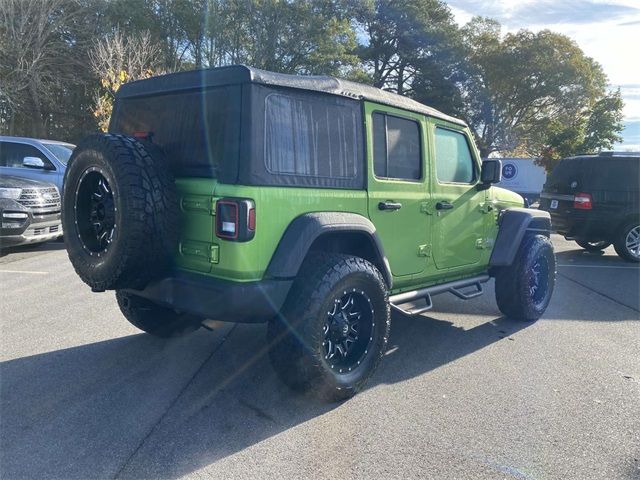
[575,239,611,251]
[495,234,556,321]
[613,221,640,263]
[62,134,178,291]
[116,290,202,338]
[267,253,390,402]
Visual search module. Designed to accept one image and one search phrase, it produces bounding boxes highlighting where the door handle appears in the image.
[378,201,402,211]
[435,201,454,210]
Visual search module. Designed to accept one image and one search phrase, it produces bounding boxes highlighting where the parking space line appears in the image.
[557,264,638,269]
[558,272,639,312]
[0,270,49,275]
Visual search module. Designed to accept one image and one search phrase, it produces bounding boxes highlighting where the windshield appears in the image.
[43,143,75,165]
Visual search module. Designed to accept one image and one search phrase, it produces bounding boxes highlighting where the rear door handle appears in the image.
[435,201,454,210]
[378,201,402,211]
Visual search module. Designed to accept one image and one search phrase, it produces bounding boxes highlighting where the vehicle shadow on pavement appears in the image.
[554,247,626,264]
[0,240,66,258]
[0,299,530,479]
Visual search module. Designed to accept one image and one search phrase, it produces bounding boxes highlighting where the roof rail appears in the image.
[599,151,640,156]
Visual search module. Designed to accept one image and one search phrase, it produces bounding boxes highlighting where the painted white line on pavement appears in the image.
[557,264,639,269]
[0,270,49,275]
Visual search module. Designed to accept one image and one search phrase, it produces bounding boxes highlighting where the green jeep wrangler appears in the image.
[63,65,555,400]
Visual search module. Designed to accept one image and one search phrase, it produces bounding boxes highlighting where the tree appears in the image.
[461,17,617,158]
[0,0,104,140]
[538,89,624,170]
[356,0,465,114]
[89,29,162,131]
[204,0,359,75]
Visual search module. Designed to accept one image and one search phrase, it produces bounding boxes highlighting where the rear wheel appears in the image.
[268,253,390,401]
[614,222,640,263]
[116,291,202,338]
[575,239,611,251]
[495,235,556,321]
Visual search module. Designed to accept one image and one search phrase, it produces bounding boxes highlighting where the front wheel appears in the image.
[116,291,202,338]
[613,222,640,263]
[495,235,556,321]
[268,253,390,401]
[575,239,611,251]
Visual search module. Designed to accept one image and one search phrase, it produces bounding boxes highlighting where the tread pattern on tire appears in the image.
[63,134,178,290]
[268,253,390,401]
[495,234,556,321]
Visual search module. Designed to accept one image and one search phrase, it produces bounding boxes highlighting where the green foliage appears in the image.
[0,0,626,152]
[461,17,615,158]
[356,0,466,114]
[537,90,625,171]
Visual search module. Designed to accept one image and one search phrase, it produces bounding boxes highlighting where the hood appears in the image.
[0,175,57,190]
[491,186,525,207]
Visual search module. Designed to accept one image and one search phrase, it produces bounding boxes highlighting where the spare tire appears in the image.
[62,134,178,291]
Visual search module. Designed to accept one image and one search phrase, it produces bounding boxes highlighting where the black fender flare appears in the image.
[265,212,393,288]
[490,208,552,267]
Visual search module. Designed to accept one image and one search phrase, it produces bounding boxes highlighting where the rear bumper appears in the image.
[541,207,617,240]
[124,271,293,323]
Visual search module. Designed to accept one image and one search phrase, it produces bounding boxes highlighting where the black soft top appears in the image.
[117,64,466,127]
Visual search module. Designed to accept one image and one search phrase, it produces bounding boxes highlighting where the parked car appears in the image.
[62,65,555,401]
[539,152,640,262]
[0,136,75,194]
[0,175,63,248]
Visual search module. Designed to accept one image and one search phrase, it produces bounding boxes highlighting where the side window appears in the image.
[0,142,52,169]
[372,112,421,181]
[264,93,359,179]
[434,128,475,184]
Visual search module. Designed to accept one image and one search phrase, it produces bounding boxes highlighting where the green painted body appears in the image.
[174,100,523,295]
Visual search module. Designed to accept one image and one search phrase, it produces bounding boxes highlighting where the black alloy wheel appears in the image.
[75,168,117,255]
[323,290,375,374]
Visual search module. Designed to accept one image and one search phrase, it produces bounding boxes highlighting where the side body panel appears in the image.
[363,102,430,286]
[174,178,369,282]
[427,119,490,271]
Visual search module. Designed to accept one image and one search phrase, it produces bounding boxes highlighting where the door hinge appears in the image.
[475,238,494,250]
[418,244,432,257]
[420,202,433,215]
[209,244,219,264]
[479,202,495,214]
[179,241,219,264]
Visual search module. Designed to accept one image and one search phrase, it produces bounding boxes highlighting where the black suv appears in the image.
[539,152,639,262]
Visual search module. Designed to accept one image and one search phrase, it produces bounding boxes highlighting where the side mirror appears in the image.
[23,156,46,169]
[480,159,502,185]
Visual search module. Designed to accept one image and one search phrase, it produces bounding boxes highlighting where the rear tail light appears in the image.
[132,131,153,141]
[573,192,592,210]
[215,198,255,242]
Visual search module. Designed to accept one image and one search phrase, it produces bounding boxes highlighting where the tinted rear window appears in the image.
[548,157,639,191]
[547,158,586,191]
[110,86,241,178]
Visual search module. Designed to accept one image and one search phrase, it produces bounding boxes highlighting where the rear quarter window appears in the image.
[264,93,359,179]
[110,86,241,180]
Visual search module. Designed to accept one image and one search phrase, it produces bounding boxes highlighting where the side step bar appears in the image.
[389,274,490,317]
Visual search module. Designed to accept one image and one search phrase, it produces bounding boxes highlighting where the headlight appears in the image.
[0,187,22,199]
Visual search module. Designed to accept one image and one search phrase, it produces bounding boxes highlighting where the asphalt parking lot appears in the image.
[1,235,638,480]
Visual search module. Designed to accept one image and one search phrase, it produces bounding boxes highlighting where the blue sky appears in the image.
[445,0,640,149]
